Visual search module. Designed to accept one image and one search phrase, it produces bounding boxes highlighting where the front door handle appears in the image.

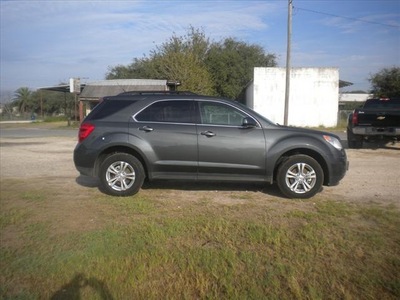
[139,126,154,132]
[201,131,216,137]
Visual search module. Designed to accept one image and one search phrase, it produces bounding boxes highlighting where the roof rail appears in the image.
[117,91,197,96]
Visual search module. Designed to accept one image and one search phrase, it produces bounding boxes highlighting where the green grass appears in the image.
[1,183,399,299]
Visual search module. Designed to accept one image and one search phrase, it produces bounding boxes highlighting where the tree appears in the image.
[369,66,400,98]
[106,27,277,99]
[107,27,214,94]
[206,38,277,100]
[13,87,33,114]
[152,51,215,95]
[106,64,136,79]
[31,90,72,116]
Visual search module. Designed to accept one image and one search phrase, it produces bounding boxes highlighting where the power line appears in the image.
[294,6,400,29]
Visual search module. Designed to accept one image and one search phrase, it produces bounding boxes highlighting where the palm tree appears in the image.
[13,87,32,114]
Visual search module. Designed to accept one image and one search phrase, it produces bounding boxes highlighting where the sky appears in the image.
[1,0,399,100]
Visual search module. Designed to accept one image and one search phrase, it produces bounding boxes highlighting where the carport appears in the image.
[38,83,85,123]
[78,79,179,121]
[39,79,179,122]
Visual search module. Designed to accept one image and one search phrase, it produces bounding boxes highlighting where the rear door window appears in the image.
[135,100,194,123]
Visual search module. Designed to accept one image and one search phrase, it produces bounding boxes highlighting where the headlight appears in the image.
[323,135,343,150]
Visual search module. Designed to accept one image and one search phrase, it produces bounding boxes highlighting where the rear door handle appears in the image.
[139,126,154,132]
[201,131,216,137]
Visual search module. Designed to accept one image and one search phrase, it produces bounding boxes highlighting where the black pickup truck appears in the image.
[347,98,400,148]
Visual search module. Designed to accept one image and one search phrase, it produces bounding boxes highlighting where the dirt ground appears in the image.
[0,135,399,208]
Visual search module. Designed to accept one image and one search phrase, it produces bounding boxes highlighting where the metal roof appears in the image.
[79,79,171,99]
[86,79,167,86]
[339,80,353,88]
[38,79,175,100]
[38,84,85,93]
[79,85,168,99]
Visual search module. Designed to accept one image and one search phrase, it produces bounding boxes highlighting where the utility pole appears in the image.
[284,0,293,126]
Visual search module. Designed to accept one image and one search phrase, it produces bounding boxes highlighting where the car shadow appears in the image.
[76,175,99,188]
[344,140,400,150]
[145,180,285,197]
[75,175,284,198]
[365,141,400,150]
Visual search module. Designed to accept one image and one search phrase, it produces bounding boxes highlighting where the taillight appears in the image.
[351,111,358,125]
[78,123,95,143]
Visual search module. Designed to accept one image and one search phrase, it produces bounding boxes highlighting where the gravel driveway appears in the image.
[0,126,399,207]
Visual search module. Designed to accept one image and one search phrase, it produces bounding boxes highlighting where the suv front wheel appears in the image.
[276,155,324,199]
[99,153,145,196]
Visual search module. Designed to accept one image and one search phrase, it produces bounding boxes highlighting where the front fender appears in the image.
[265,133,334,182]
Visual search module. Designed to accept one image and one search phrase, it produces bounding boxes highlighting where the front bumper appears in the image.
[326,149,348,186]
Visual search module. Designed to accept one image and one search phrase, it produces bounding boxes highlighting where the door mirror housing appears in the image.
[241,117,257,128]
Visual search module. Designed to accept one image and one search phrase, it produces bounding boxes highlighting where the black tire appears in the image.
[99,153,145,196]
[276,155,324,199]
[347,129,363,149]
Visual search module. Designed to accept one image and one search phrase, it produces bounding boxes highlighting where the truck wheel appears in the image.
[99,153,145,196]
[277,155,324,199]
[347,129,363,149]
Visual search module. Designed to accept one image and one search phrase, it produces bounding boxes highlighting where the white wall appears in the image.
[247,67,339,127]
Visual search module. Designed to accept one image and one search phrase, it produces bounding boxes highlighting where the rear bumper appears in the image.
[352,126,400,136]
[73,143,97,177]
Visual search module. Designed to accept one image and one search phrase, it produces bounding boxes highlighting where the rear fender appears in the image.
[92,133,154,179]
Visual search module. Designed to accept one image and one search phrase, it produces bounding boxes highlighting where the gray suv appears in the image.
[74,91,348,199]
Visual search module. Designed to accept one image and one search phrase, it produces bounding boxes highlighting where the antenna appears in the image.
[116,81,126,93]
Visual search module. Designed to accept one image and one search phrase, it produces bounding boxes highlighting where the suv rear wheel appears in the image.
[99,153,145,196]
[277,155,324,199]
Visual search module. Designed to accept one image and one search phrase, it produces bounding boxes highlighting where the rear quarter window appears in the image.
[86,100,137,121]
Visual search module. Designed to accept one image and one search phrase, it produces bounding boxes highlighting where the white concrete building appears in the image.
[245,67,339,127]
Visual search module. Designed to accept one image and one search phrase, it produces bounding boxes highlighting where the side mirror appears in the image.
[241,117,257,128]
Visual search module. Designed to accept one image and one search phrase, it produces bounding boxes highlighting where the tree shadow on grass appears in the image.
[51,273,114,300]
